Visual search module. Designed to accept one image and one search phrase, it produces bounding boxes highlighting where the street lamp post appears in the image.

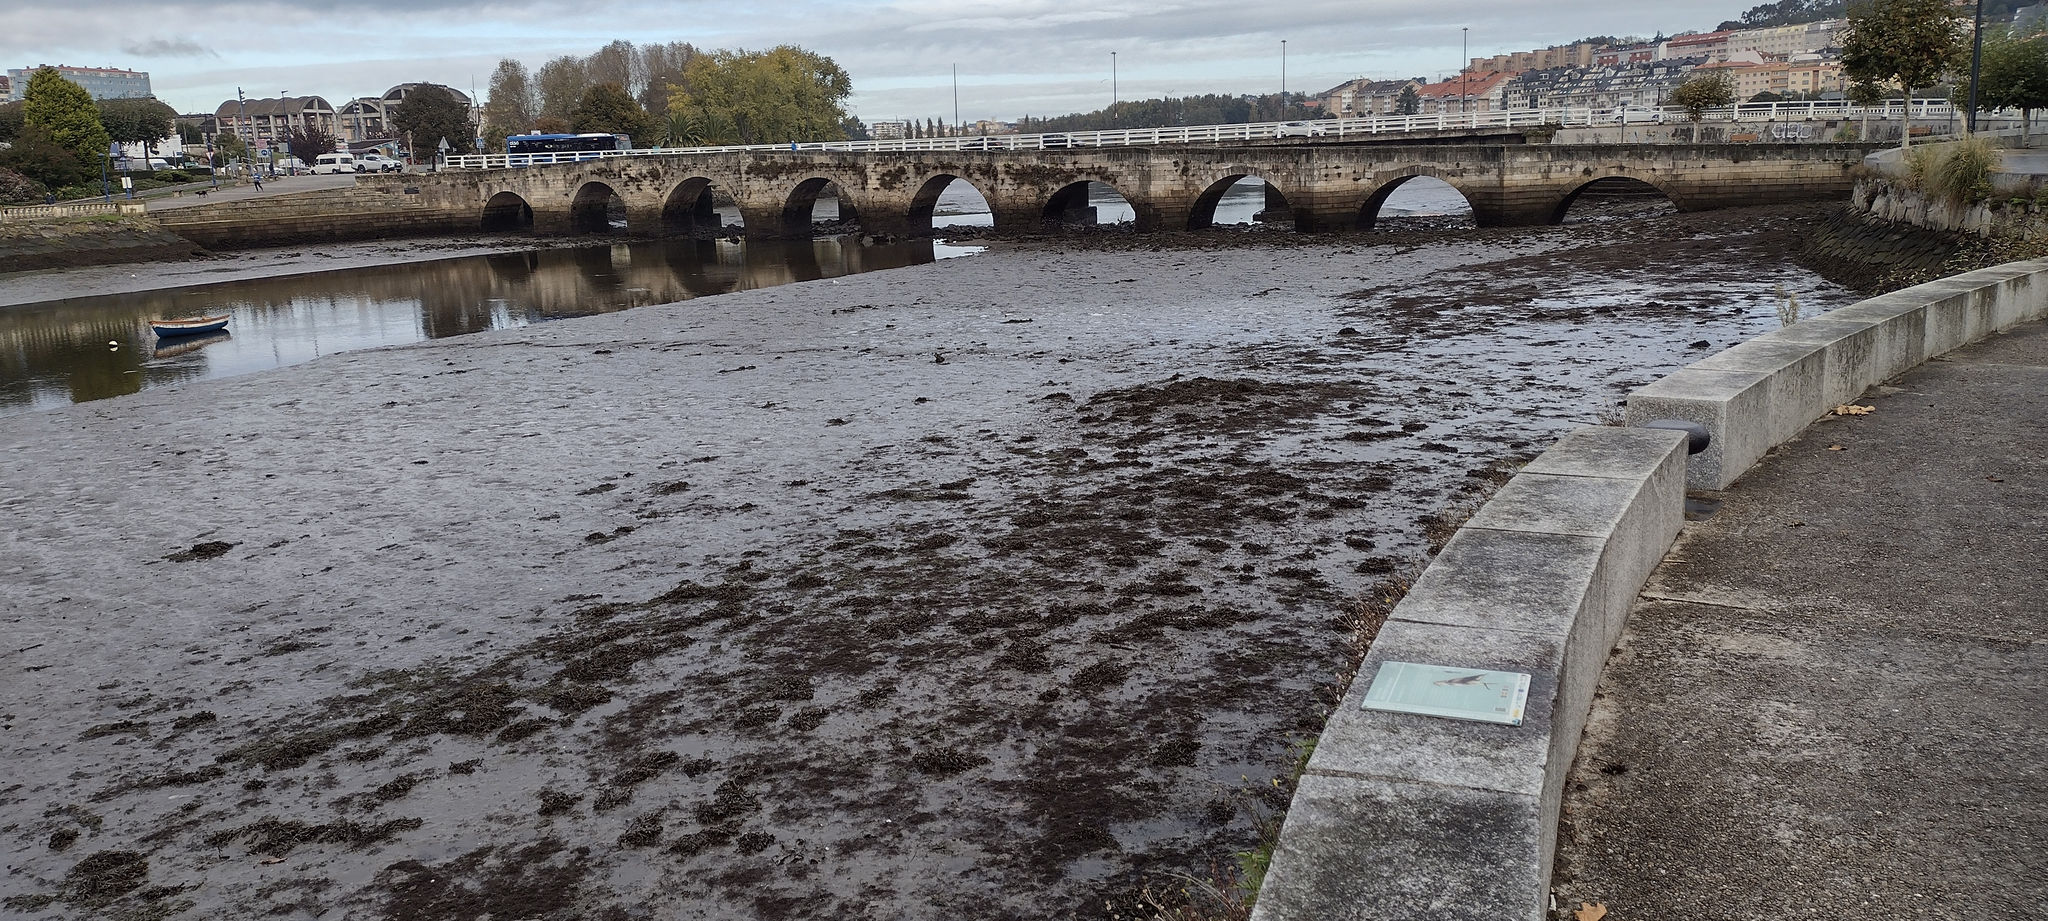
[236,87,247,180]
[1280,40,1287,116]
[953,63,960,133]
[1461,27,1469,115]
[1111,52,1117,108]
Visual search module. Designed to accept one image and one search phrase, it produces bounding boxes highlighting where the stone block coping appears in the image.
[1627,259,2048,489]
[1251,258,2048,920]
[1251,425,1687,921]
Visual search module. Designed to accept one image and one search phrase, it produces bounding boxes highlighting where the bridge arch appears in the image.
[778,175,864,238]
[661,177,733,235]
[1042,178,1141,229]
[569,180,627,233]
[1550,174,1678,224]
[481,191,534,233]
[903,174,996,235]
[1187,170,1298,230]
[1357,168,1477,231]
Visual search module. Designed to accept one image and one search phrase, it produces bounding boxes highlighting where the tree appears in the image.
[1669,70,1736,141]
[1970,25,2048,142]
[21,68,112,174]
[536,56,589,122]
[213,131,248,170]
[484,59,538,140]
[587,40,640,95]
[654,110,705,147]
[1395,84,1421,116]
[0,126,91,192]
[639,42,698,117]
[667,46,852,146]
[1842,0,1964,147]
[0,100,23,143]
[98,97,178,158]
[389,84,475,158]
[570,81,652,143]
[284,123,338,166]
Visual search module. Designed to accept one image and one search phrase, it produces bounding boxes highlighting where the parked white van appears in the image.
[311,153,358,174]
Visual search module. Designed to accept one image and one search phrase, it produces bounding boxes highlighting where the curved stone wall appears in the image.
[1251,259,2048,920]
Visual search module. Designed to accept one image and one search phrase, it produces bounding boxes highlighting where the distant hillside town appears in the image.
[1320,19,1856,117]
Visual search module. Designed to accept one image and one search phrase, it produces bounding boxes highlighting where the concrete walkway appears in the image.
[1553,320,2047,919]
[133,172,362,211]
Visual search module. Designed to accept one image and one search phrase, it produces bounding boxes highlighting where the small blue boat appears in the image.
[151,314,230,337]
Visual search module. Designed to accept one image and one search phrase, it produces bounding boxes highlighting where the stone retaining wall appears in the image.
[1251,258,2048,920]
[0,215,204,273]
[150,187,471,249]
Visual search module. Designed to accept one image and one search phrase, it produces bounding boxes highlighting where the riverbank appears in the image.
[2,204,1856,921]
[0,233,621,309]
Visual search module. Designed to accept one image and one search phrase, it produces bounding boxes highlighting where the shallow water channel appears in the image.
[0,179,1471,416]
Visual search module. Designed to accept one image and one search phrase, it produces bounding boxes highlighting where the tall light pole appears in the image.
[1280,40,1288,116]
[1461,27,1469,114]
[236,87,247,178]
[953,63,960,133]
[1111,52,1118,108]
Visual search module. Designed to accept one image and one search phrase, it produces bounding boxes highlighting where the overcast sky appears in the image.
[3,1,1753,121]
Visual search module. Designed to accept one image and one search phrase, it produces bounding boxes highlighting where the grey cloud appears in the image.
[121,38,220,58]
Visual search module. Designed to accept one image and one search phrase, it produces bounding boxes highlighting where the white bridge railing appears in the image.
[445,99,1964,170]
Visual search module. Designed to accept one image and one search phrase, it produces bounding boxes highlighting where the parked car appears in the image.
[354,153,404,173]
[1276,121,1328,138]
[1038,133,1074,149]
[1611,106,1666,124]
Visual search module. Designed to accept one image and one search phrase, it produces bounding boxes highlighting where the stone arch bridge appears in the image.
[360,143,1871,239]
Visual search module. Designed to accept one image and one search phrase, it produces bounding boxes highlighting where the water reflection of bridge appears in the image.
[2,238,956,415]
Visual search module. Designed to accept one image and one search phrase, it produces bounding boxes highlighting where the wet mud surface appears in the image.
[2,204,1856,920]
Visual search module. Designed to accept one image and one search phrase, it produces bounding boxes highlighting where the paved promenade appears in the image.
[1552,320,2047,919]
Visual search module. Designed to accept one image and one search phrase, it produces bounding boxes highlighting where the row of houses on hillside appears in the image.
[1471,20,1848,75]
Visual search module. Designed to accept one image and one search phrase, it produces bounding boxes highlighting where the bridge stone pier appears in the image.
[361,143,1871,240]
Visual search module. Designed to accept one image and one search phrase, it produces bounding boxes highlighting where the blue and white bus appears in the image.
[505,133,632,164]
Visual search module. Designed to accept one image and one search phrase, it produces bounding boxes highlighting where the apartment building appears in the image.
[213,96,340,152]
[1415,71,1514,114]
[7,64,152,101]
[1728,19,1848,59]
[1318,78,1426,117]
[1468,42,1602,75]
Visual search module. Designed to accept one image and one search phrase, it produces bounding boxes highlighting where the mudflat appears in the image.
[2,206,1853,920]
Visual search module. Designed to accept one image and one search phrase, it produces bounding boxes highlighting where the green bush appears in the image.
[1929,135,2000,206]
[0,166,50,204]
[151,170,193,184]
[1902,145,1937,190]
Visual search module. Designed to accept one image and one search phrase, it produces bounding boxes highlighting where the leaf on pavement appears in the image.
[1833,404,1875,416]
[1827,444,1846,451]
[1575,902,1609,921]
